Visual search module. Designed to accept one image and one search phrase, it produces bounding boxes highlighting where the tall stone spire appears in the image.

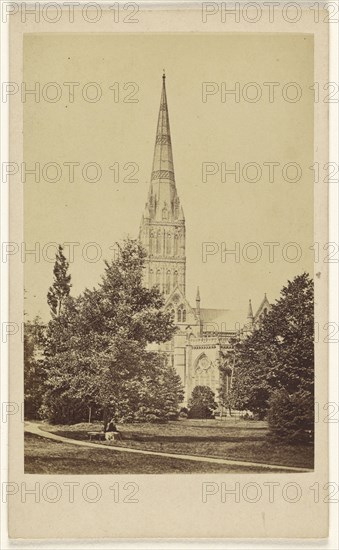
[139,73,186,296]
[151,72,174,182]
[142,72,184,223]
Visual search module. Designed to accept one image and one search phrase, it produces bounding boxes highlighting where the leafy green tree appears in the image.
[41,239,182,425]
[226,330,272,419]
[188,385,218,419]
[93,351,184,424]
[224,273,314,439]
[44,245,74,362]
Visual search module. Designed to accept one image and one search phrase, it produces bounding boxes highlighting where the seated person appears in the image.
[106,418,117,433]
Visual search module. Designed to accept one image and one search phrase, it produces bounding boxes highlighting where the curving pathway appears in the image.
[25,421,312,473]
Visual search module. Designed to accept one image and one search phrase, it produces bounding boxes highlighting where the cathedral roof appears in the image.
[197,307,246,333]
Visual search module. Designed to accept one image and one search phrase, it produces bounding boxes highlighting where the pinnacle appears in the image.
[247,299,254,319]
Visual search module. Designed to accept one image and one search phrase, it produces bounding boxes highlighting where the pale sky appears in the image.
[24,33,314,321]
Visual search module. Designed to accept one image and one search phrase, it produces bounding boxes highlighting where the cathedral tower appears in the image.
[139,73,186,296]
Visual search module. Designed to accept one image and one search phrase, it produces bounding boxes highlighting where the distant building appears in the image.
[139,74,270,405]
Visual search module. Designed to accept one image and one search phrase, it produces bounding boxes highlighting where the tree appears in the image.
[187,385,218,419]
[47,245,72,317]
[224,273,314,439]
[24,317,46,419]
[41,239,183,425]
[226,330,272,419]
[95,352,184,423]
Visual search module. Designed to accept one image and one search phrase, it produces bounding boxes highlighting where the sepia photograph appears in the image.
[22,32,315,475]
[4,2,334,541]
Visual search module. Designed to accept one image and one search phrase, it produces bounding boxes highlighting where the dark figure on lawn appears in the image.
[106,418,117,433]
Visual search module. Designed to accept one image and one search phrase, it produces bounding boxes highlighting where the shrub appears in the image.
[187,386,218,419]
[187,403,215,419]
[178,410,188,419]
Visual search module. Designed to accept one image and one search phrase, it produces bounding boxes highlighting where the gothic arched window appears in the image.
[167,234,171,255]
[173,271,178,288]
[156,269,161,288]
[166,270,171,294]
[174,235,178,256]
[149,269,153,287]
[177,305,186,323]
[156,231,161,254]
[174,197,179,219]
[162,202,168,220]
[194,354,212,388]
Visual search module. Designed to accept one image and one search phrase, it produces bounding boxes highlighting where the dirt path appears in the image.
[25,422,312,473]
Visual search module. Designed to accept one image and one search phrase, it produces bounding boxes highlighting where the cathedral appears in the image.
[139,73,270,405]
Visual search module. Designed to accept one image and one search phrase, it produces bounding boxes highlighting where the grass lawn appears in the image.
[36,418,314,470]
[25,433,278,474]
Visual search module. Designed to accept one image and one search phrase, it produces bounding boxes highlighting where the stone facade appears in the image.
[139,74,270,405]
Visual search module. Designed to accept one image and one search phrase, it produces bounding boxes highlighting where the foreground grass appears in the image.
[39,418,314,470]
[25,433,277,474]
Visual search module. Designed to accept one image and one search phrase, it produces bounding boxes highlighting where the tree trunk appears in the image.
[88,406,92,424]
[103,407,110,432]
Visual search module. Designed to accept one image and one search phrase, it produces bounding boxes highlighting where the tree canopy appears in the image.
[40,239,183,424]
[221,273,314,440]
[47,245,72,317]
